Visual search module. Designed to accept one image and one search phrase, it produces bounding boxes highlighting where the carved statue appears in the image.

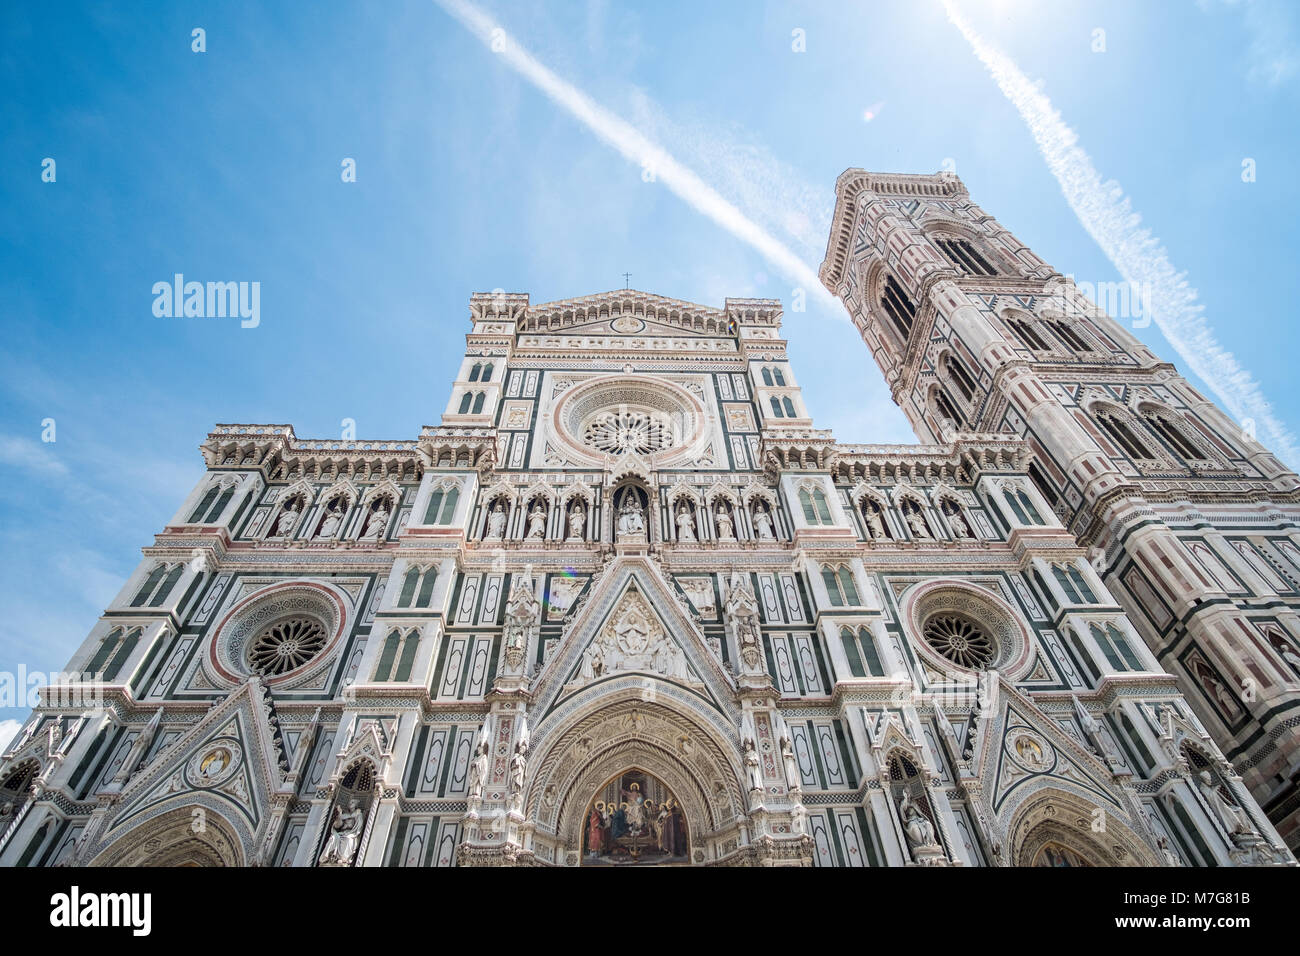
[526,502,547,539]
[780,734,801,793]
[1197,770,1254,839]
[572,593,693,686]
[743,737,764,793]
[663,640,688,680]
[944,503,971,539]
[319,799,364,865]
[899,792,939,850]
[468,736,490,801]
[579,641,604,681]
[904,505,930,539]
[715,505,735,540]
[1192,661,1240,717]
[724,570,764,673]
[317,503,344,538]
[273,500,301,537]
[486,501,507,540]
[566,503,585,541]
[863,503,887,539]
[752,503,775,540]
[509,743,527,796]
[363,502,390,539]
[502,568,541,671]
[676,505,696,542]
[616,494,645,537]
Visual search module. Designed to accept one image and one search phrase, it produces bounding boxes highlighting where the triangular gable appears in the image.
[94,679,290,845]
[532,557,737,720]
[977,676,1124,818]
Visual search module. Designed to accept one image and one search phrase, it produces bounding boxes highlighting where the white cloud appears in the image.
[1204,0,1300,86]
[0,434,69,478]
[433,0,847,316]
[625,92,838,264]
[944,0,1300,470]
[0,719,20,753]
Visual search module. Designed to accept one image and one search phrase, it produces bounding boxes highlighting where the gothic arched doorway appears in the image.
[1005,788,1158,867]
[1029,839,1094,867]
[581,768,688,866]
[90,804,245,867]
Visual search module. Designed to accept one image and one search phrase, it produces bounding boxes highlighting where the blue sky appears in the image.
[2,0,1298,737]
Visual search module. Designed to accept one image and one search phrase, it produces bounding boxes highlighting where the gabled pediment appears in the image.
[977,676,1123,819]
[92,679,290,848]
[532,557,737,720]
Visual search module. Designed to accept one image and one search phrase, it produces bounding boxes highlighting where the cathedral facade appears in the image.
[1,169,1296,868]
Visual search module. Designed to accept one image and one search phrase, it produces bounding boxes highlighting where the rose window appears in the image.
[247,616,328,676]
[922,614,994,669]
[552,378,705,465]
[581,409,676,455]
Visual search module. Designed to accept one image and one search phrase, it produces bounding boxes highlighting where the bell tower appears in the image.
[820,168,1300,850]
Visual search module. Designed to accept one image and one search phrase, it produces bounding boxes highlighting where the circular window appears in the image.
[903,580,1035,678]
[248,616,328,676]
[582,409,676,455]
[209,582,347,685]
[551,377,707,465]
[922,614,994,669]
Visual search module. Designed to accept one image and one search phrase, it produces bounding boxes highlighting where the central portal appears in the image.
[582,768,689,866]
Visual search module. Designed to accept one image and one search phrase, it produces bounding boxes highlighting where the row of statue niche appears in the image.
[485,499,587,541]
[482,490,779,543]
[859,497,971,541]
[271,495,392,540]
[466,722,531,812]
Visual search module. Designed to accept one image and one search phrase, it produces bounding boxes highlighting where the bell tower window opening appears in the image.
[935,237,998,277]
[881,276,916,341]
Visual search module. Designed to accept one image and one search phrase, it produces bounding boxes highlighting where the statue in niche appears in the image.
[899,792,939,851]
[319,799,364,866]
[502,568,541,671]
[485,501,507,540]
[752,502,775,540]
[902,501,930,539]
[780,734,801,793]
[743,737,764,793]
[942,500,971,539]
[715,503,735,540]
[468,733,490,801]
[724,570,764,673]
[676,504,696,542]
[317,501,345,538]
[272,499,302,538]
[363,500,390,540]
[1197,770,1254,840]
[509,742,527,807]
[526,501,547,539]
[566,503,586,541]
[615,488,646,539]
[1264,628,1300,675]
[862,501,888,540]
[1190,658,1241,718]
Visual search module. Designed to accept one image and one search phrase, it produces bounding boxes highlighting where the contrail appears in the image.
[942,0,1299,469]
[432,0,846,315]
